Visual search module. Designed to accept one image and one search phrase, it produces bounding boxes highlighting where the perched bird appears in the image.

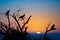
[50,24,56,30]
[19,14,25,20]
[5,10,10,16]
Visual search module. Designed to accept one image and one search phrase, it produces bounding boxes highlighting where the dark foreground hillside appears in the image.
[0,33,60,40]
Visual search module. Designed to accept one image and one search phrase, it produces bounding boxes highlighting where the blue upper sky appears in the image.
[0,0,60,13]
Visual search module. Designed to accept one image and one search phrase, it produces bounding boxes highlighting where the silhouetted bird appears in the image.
[5,10,10,16]
[19,14,25,20]
[50,24,56,30]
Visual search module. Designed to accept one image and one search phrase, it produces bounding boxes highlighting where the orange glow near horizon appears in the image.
[27,16,50,33]
[0,12,60,33]
[27,13,60,33]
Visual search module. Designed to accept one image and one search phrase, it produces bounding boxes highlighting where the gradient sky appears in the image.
[0,0,60,33]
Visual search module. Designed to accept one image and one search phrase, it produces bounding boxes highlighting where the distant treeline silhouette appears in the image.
[0,9,56,40]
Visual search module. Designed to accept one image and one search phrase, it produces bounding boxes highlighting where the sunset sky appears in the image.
[0,0,60,33]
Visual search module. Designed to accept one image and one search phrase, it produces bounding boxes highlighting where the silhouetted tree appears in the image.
[0,9,57,40]
[0,9,32,40]
[43,21,56,40]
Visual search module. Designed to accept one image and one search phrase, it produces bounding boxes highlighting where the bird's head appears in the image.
[5,10,10,16]
[50,24,56,30]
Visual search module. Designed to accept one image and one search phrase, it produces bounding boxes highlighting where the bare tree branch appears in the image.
[21,15,32,31]
[46,21,52,32]
[5,10,11,31]
[10,14,22,32]
[0,22,6,33]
